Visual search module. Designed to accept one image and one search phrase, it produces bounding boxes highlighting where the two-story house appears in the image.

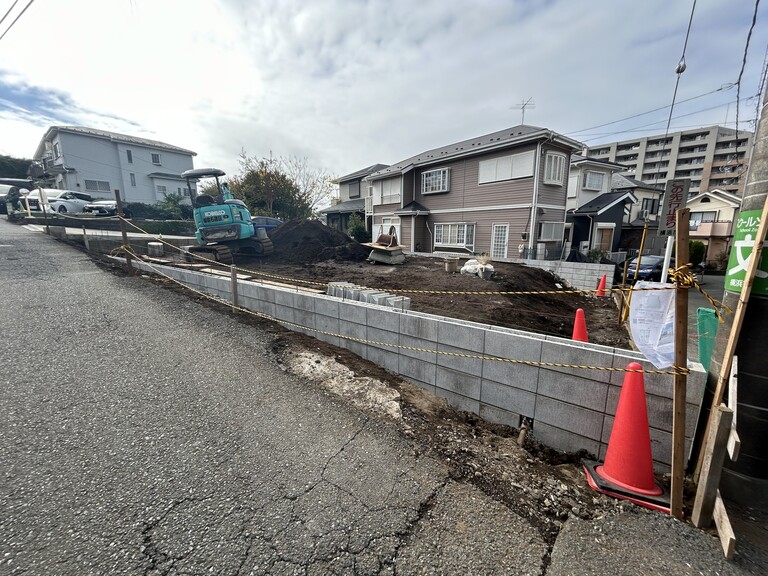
[321,163,389,234]
[566,155,634,257]
[363,125,582,260]
[612,173,666,255]
[686,188,741,265]
[32,126,197,203]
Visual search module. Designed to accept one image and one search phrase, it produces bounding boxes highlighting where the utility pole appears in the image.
[698,87,768,507]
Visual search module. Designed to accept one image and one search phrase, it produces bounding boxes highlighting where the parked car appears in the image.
[251,216,283,234]
[626,255,674,283]
[82,200,131,218]
[0,184,26,214]
[48,190,93,213]
[25,189,92,213]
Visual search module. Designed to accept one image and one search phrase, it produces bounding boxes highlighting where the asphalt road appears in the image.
[2,219,761,576]
[0,221,549,574]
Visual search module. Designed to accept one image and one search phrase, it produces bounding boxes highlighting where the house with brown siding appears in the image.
[363,125,582,259]
[321,163,388,234]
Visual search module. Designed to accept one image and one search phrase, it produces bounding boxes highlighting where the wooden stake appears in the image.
[692,404,733,528]
[114,190,133,275]
[230,265,239,309]
[695,193,768,478]
[713,491,736,560]
[670,207,690,520]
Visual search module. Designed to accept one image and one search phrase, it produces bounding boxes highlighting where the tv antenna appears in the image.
[512,98,535,124]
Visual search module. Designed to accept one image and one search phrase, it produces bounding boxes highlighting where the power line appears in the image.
[0,0,36,43]
[0,0,20,29]
[734,0,761,159]
[566,85,733,136]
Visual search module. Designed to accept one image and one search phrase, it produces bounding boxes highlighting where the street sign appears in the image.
[724,209,768,296]
[658,179,690,236]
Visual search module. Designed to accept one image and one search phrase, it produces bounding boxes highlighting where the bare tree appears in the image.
[280,155,337,217]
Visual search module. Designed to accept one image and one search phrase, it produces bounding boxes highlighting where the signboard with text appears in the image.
[657,179,690,236]
[724,209,768,296]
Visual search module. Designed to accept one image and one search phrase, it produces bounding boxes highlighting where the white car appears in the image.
[38,190,93,213]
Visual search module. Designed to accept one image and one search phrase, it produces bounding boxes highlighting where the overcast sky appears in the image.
[1,0,766,179]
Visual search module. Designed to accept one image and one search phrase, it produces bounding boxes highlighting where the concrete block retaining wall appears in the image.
[523,260,617,291]
[132,259,706,471]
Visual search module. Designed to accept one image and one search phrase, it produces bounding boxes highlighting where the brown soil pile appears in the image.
[270,220,370,264]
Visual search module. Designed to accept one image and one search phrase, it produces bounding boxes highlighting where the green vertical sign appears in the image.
[724,210,768,295]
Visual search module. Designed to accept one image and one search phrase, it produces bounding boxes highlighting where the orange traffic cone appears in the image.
[572,308,588,342]
[583,362,669,513]
[596,274,607,297]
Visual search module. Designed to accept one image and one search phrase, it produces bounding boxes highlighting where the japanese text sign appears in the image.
[658,179,690,236]
[724,209,768,296]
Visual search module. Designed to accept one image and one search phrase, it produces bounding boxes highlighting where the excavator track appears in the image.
[212,245,233,264]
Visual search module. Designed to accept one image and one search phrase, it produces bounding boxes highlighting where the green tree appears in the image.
[689,240,706,266]
[155,191,186,219]
[0,155,33,178]
[347,213,370,243]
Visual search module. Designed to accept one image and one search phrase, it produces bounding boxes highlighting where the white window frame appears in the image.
[84,179,111,192]
[130,173,136,187]
[582,170,605,191]
[53,142,61,158]
[433,222,475,251]
[380,179,400,204]
[151,153,162,165]
[543,153,566,185]
[538,221,564,241]
[478,150,535,184]
[156,185,167,194]
[421,168,450,194]
[127,149,133,164]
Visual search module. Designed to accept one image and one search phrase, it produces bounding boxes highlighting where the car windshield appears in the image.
[630,256,664,266]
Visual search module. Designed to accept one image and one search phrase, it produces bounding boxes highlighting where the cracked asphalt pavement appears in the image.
[0,221,549,574]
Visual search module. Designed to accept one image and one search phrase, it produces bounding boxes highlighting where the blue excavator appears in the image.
[181,168,274,264]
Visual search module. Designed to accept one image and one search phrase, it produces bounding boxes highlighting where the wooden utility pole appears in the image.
[692,87,768,506]
[670,207,690,519]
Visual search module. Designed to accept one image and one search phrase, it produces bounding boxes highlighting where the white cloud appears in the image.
[0,0,765,177]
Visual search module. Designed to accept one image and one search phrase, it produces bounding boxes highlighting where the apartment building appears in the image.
[584,126,752,197]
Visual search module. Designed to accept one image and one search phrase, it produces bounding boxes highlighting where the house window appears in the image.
[127,150,133,164]
[582,171,604,191]
[157,185,167,194]
[53,142,61,158]
[422,168,450,194]
[641,197,659,215]
[543,153,566,185]
[478,150,535,184]
[151,153,162,165]
[84,179,111,192]
[130,173,136,187]
[434,222,475,250]
[348,180,360,199]
[538,221,564,241]
[596,227,613,251]
[690,211,717,223]
[380,179,400,204]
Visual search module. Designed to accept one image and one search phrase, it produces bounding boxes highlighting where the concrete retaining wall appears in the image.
[523,260,617,291]
[131,259,706,471]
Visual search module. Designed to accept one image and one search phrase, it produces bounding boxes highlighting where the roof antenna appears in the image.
[511,98,535,124]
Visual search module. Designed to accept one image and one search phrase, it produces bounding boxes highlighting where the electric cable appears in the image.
[0,0,35,43]
[0,0,19,29]
[734,0,761,165]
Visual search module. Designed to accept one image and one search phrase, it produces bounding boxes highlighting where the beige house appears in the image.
[364,125,582,259]
[686,188,741,265]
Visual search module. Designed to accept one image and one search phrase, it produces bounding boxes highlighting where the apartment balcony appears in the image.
[689,220,732,237]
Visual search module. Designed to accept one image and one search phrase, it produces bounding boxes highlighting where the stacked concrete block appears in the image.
[525,261,616,292]
[327,281,411,311]
[127,258,707,471]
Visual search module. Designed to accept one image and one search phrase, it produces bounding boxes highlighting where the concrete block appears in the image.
[532,422,601,459]
[367,346,398,373]
[537,370,609,412]
[435,387,480,415]
[534,396,604,441]
[315,297,340,319]
[272,304,295,324]
[438,321,485,353]
[367,326,399,351]
[362,291,388,304]
[315,314,340,347]
[483,331,543,364]
[294,293,315,313]
[479,404,520,430]
[272,289,295,308]
[239,281,261,299]
[294,308,316,336]
[372,293,392,306]
[386,296,409,310]
[435,366,481,401]
[338,319,366,359]
[437,342,483,377]
[540,339,614,383]
[399,335,437,364]
[400,314,438,340]
[482,358,539,393]
[339,301,367,325]
[343,285,359,299]
[403,376,436,396]
[480,380,536,418]
[399,355,437,386]
[366,307,400,333]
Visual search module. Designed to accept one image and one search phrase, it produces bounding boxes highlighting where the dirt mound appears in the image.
[270,220,370,264]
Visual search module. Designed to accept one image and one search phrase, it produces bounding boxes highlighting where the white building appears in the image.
[32,126,197,203]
